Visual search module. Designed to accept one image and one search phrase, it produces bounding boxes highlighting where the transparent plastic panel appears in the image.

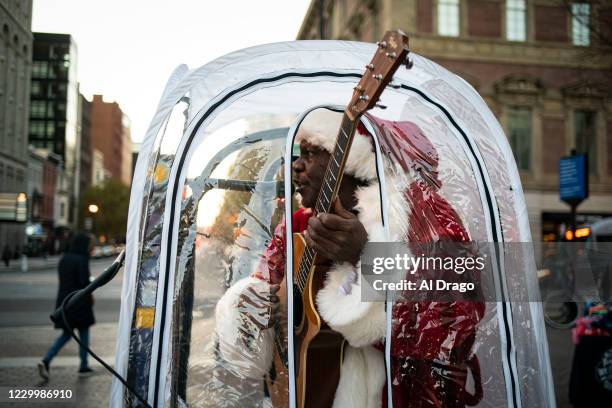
[166,107,293,407]
[421,79,553,406]
[366,97,548,406]
[124,98,191,407]
[366,108,506,407]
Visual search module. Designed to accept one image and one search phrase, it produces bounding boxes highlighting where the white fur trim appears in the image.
[295,108,377,181]
[317,262,386,347]
[332,346,386,408]
[317,174,411,348]
[214,276,273,379]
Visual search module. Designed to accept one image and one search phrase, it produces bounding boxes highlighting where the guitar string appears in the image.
[296,120,349,291]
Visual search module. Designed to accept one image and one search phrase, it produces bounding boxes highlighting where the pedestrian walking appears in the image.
[2,244,11,267]
[38,232,96,382]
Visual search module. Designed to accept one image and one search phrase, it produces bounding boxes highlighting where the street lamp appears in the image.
[85,204,99,232]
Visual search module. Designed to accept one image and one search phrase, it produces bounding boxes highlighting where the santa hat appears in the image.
[295,108,378,183]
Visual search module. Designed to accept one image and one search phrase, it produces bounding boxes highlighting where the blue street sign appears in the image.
[559,154,588,203]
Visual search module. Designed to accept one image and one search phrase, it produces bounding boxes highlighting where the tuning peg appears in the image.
[358,95,369,101]
[375,103,387,110]
[405,57,414,69]
[376,41,387,49]
[354,85,364,92]
[372,74,383,81]
[385,52,397,59]
[365,63,375,70]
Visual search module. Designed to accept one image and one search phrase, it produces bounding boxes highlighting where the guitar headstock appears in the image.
[346,30,410,120]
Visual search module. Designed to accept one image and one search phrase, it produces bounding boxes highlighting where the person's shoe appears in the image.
[78,367,94,377]
[37,361,49,382]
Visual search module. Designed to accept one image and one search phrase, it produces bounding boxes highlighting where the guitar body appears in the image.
[266,233,345,408]
[293,233,345,408]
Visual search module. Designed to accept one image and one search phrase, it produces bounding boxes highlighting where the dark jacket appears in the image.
[54,233,95,330]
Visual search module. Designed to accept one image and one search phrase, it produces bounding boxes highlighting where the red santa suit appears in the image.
[214,109,483,408]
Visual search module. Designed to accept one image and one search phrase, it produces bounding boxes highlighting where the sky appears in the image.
[32,0,313,144]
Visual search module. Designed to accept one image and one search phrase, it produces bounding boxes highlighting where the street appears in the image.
[0,258,122,407]
[0,258,575,407]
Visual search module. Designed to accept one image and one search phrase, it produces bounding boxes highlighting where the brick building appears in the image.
[298,0,612,241]
[121,115,133,185]
[90,95,132,186]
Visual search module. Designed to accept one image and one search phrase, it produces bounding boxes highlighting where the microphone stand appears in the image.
[50,250,152,408]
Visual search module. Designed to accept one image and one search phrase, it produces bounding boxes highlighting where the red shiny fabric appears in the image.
[252,207,311,284]
[370,117,485,408]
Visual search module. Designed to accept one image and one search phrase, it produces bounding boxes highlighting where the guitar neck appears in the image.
[314,114,357,214]
[295,113,357,292]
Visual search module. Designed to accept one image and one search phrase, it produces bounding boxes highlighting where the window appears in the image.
[30,101,46,118]
[30,120,46,137]
[506,0,526,41]
[574,110,597,174]
[47,85,55,99]
[48,64,57,79]
[60,202,65,218]
[572,3,590,46]
[46,122,55,137]
[31,81,42,97]
[31,61,48,78]
[47,102,55,118]
[507,106,531,170]
[438,0,460,36]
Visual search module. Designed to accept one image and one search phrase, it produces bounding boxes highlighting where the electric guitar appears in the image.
[266,30,411,408]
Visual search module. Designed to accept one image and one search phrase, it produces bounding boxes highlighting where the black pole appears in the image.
[570,203,577,237]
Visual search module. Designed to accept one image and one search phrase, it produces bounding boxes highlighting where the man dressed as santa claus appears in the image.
[213,107,483,408]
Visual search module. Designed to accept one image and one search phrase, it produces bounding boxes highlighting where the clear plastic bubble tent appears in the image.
[111,40,555,408]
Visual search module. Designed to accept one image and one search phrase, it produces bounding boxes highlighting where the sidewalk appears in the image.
[1,256,61,273]
[0,362,112,407]
[0,324,118,407]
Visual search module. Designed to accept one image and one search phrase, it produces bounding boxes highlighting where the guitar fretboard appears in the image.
[295,114,356,293]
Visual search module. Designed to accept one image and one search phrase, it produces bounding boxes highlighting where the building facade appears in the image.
[121,115,133,185]
[91,148,108,186]
[78,94,92,203]
[26,147,43,223]
[298,0,612,241]
[0,0,32,258]
[90,94,132,186]
[29,32,80,227]
[26,147,65,254]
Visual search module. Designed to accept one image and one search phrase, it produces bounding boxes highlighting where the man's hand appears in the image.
[303,199,367,265]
